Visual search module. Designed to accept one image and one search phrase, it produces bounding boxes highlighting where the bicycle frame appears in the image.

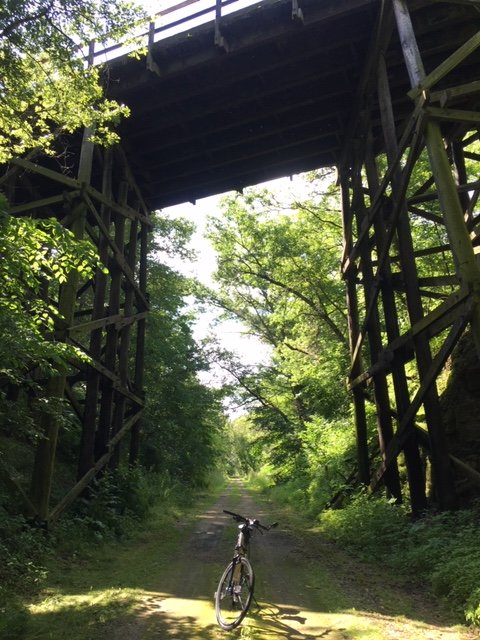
[215,509,277,630]
[231,522,252,582]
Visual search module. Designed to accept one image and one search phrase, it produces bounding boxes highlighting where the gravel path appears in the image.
[111,479,476,640]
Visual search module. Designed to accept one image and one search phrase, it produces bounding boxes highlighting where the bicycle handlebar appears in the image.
[223,509,278,531]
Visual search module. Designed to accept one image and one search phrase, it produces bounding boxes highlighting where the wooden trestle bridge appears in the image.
[3,0,480,520]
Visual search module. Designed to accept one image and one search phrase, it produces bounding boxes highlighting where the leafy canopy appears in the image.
[0,0,145,161]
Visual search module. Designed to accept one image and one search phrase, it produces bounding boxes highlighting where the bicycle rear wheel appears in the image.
[215,556,255,630]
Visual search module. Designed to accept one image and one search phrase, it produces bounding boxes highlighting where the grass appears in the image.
[2,474,227,640]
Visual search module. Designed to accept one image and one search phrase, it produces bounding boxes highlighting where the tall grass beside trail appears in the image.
[319,492,480,626]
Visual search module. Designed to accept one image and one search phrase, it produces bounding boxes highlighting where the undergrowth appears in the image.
[319,490,480,627]
[0,466,211,638]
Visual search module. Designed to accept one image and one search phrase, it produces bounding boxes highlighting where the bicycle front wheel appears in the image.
[215,556,255,630]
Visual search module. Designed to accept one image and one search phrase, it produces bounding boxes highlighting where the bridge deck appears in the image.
[103,0,480,209]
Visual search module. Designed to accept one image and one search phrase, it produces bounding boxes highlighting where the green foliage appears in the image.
[139,215,226,486]
[0,211,100,344]
[319,492,480,626]
[222,415,259,476]
[203,175,352,494]
[0,0,145,160]
[0,509,49,602]
[0,211,100,439]
[300,415,357,512]
[0,465,166,603]
[55,467,160,546]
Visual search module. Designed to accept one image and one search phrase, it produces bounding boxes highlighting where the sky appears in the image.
[138,0,265,42]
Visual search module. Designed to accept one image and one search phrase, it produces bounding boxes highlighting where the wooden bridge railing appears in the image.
[88,0,266,63]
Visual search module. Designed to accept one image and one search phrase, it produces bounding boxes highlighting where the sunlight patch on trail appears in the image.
[241,600,472,640]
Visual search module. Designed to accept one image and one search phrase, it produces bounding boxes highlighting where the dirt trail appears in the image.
[112,480,476,639]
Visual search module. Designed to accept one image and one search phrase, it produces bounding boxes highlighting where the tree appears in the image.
[202,174,353,491]
[139,215,226,486]
[0,194,102,440]
[0,0,145,162]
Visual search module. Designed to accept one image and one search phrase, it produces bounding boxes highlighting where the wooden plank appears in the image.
[370,304,472,490]
[426,106,480,124]
[408,179,480,205]
[10,158,82,189]
[64,383,84,422]
[408,30,480,99]
[87,183,152,227]
[67,314,122,335]
[66,311,148,335]
[10,194,71,214]
[450,454,480,488]
[115,311,148,330]
[408,204,444,225]
[430,80,480,106]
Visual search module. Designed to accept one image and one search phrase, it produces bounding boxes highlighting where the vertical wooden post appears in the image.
[30,121,95,520]
[364,124,427,514]
[351,149,402,502]
[392,0,480,360]
[111,213,138,468]
[96,183,127,460]
[340,171,370,486]
[392,0,465,509]
[214,0,227,49]
[78,148,113,479]
[129,222,148,465]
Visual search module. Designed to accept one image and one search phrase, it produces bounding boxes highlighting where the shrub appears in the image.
[0,510,49,602]
[319,492,480,626]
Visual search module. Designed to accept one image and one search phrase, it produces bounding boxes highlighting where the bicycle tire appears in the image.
[215,556,255,630]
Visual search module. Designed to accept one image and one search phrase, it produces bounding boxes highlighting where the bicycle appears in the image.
[214,509,277,631]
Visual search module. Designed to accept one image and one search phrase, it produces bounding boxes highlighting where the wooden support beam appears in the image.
[342,98,426,274]
[430,80,480,106]
[29,125,95,520]
[407,30,480,99]
[348,116,426,377]
[78,149,113,479]
[370,305,472,492]
[350,139,403,502]
[348,288,470,389]
[85,195,149,310]
[394,0,480,396]
[10,194,77,215]
[48,408,143,524]
[129,221,148,465]
[8,157,151,227]
[110,213,139,469]
[408,179,480,205]
[426,106,480,124]
[340,171,370,487]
